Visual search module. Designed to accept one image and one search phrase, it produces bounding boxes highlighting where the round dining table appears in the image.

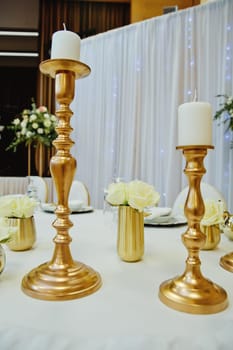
[0,208,233,350]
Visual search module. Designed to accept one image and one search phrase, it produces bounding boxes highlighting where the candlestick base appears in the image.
[159,275,228,314]
[22,260,102,301]
[220,252,233,273]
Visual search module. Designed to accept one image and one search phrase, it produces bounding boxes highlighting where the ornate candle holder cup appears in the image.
[159,145,228,314]
[21,59,102,300]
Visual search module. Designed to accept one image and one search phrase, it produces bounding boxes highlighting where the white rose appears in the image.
[32,122,39,129]
[44,120,51,128]
[13,196,37,218]
[21,120,27,128]
[29,114,37,121]
[106,182,128,205]
[128,180,160,212]
[201,199,224,226]
[26,131,34,138]
[13,118,20,125]
[0,196,15,217]
[37,128,44,134]
[0,196,37,218]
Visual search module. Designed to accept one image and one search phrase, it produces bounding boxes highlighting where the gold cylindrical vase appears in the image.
[201,224,221,250]
[117,206,144,262]
[6,217,36,251]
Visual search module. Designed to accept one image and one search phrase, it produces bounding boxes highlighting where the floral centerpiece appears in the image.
[6,100,57,152]
[105,180,160,212]
[0,195,38,251]
[106,180,160,261]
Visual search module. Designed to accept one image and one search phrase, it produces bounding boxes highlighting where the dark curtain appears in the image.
[37,0,130,113]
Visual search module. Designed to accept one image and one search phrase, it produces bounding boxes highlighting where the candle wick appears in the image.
[63,23,67,30]
[193,89,198,102]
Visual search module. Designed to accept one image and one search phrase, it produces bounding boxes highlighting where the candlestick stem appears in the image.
[159,146,228,314]
[21,59,102,301]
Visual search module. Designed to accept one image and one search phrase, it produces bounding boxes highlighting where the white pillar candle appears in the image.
[51,30,81,61]
[177,101,213,146]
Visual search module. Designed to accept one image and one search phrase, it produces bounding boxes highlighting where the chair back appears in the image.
[27,176,48,203]
[69,180,90,206]
[172,182,227,216]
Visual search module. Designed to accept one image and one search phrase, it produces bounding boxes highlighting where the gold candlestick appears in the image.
[159,145,228,314]
[21,59,102,301]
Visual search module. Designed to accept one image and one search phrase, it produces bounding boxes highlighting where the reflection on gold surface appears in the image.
[201,224,221,250]
[159,146,228,314]
[22,59,102,301]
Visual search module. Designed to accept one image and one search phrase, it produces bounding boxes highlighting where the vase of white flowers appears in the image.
[6,217,36,251]
[0,195,37,251]
[106,180,160,262]
[6,99,57,176]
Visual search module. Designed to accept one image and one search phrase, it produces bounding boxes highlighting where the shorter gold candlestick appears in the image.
[21,59,102,301]
[159,146,228,314]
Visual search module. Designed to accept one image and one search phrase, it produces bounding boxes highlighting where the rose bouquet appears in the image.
[0,195,38,219]
[105,180,160,212]
[6,100,57,152]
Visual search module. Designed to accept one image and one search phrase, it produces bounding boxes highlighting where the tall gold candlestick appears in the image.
[159,146,228,314]
[21,59,102,301]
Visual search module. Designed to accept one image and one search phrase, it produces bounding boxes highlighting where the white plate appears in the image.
[144,215,187,226]
[41,203,93,214]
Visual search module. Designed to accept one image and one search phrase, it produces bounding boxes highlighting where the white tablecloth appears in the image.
[1,210,233,350]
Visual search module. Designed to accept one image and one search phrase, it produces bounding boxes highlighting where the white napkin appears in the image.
[144,207,172,221]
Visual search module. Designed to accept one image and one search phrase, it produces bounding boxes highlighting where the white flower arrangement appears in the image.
[0,195,37,219]
[201,199,225,226]
[105,180,160,212]
[6,100,57,152]
[0,217,18,244]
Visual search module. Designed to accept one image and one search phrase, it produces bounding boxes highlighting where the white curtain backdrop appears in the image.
[70,0,233,210]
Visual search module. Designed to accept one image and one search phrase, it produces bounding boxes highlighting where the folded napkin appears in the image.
[144,207,172,221]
